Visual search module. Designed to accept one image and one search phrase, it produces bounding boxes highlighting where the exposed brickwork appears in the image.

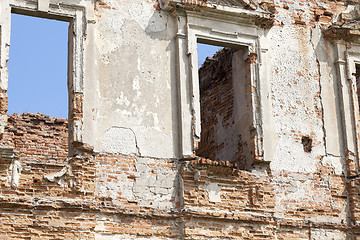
[180,161,356,239]
[272,0,359,31]
[167,0,275,28]
[0,90,8,115]
[2,113,68,161]
[182,161,276,239]
[197,48,252,169]
[71,93,83,120]
[179,0,275,11]
[198,49,235,159]
[0,114,180,239]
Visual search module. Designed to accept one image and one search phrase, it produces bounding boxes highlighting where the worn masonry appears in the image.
[0,0,360,239]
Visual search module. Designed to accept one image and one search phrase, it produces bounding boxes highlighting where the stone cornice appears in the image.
[160,0,275,29]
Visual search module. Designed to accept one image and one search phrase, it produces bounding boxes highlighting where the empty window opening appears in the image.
[8,13,69,118]
[196,42,252,170]
[5,13,70,161]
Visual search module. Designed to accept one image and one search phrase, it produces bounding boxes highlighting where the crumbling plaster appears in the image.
[94,0,179,158]
[266,1,358,175]
[269,23,326,173]
[95,155,178,210]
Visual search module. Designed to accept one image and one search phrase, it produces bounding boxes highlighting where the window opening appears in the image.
[6,13,70,160]
[8,13,69,118]
[196,42,252,169]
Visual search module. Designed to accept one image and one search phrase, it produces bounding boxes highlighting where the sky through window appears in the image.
[8,13,69,118]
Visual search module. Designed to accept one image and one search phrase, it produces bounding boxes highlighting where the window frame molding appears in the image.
[170,5,270,163]
[333,41,360,173]
[0,0,86,154]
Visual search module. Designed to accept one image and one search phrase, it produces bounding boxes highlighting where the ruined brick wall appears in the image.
[2,113,68,161]
[179,159,351,239]
[182,0,360,238]
[198,49,236,161]
[0,114,93,239]
[0,114,180,239]
[1,0,360,239]
[182,159,276,239]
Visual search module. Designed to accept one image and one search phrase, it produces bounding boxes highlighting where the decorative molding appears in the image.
[37,0,50,12]
[160,0,274,29]
[333,41,360,174]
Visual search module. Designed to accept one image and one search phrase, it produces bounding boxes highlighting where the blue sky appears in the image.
[8,13,69,118]
[197,43,222,68]
[7,13,219,119]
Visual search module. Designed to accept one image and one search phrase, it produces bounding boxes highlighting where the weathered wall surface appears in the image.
[94,0,178,158]
[265,0,355,230]
[0,0,360,239]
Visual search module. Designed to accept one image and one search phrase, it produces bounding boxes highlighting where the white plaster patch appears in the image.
[206,183,221,203]
[128,2,168,33]
[322,156,344,175]
[146,112,160,129]
[38,0,50,12]
[311,229,347,240]
[268,24,326,170]
[95,13,125,55]
[94,221,106,232]
[8,160,22,189]
[133,127,173,158]
[44,165,69,187]
[271,138,317,173]
[0,114,7,135]
[132,76,141,98]
[128,3,153,30]
[132,157,176,210]
[101,127,137,155]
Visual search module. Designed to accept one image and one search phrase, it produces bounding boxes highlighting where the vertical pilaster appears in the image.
[0,0,11,137]
[335,42,357,169]
[175,13,193,158]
